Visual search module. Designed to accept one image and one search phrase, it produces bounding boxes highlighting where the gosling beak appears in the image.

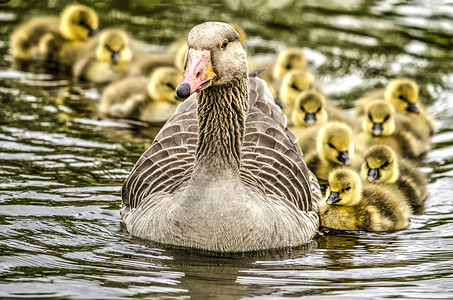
[406,102,419,114]
[111,50,121,62]
[337,150,352,166]
[304,112,316,125]
[176,49,217,100]
[88,27,99,37]
[372,122,383,136]
[367,168,380,182]
[326,191,341,205]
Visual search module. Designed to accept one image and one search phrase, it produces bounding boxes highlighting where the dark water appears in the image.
[1,0,452,298]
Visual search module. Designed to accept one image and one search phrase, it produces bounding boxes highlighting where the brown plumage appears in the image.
[121,22,320,253]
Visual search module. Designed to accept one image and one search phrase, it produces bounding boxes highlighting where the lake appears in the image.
[0,0,452,298]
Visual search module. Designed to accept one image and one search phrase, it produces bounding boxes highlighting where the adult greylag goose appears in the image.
[121,22,321,253]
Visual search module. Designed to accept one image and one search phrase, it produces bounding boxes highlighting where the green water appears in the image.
[0,0,452,298]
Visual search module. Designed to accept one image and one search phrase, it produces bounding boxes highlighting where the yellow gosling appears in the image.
[100,66,182,123]
[10,4,98,63]
[73,29,145,84]
[304,122,361,186]
[360,145,428,213]
[319,168,412,231]
[357,99,429,159]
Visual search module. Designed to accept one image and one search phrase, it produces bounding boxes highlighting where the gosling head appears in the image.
[59,4,99,41]
[361,145,399,184]
[325,168,362,206]
[318,122,354,166]
[176,22,247,99]
[96,29,132,65]
[363,100,395,137]
[292,90,327,127]
[147,67,183,103]
[273,48,307,81]
[280,69,316,107]
[385,78,419,114]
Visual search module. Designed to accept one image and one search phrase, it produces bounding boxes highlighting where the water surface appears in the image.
[1,0,452,298]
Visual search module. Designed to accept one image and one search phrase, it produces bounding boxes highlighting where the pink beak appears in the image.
[176,49,217,99]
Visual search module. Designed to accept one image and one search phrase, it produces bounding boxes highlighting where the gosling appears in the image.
[290,90,350,133]
[73,28,147,84]
[361,145,428,213]
[10,4,98,64]
[303,122,361,186]
[100,66,182,123]
[319,168,412,231]
[279,69,322,116]
[357,99,429,159]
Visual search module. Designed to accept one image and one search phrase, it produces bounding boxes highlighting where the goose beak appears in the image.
[406,102,419,114]
[326,191,341,205]
[176,49,217,99]
[304,112,316,124]
[367,168,380,182]
[337,150,352,166]
[372,122,383,136]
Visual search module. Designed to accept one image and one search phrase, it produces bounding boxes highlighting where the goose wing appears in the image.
[241,77,321,212]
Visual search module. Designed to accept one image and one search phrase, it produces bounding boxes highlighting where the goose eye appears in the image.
[368,113,373,121]
[166,83,175,89]
[220,39,228,50]
[300,105,306,112]
[291,84,299,91]
[383,114,390,122]
[398,95,406,101]
[286,64,291,69]
[381,161,389,168]
[366,162,370,169]
[316,106,322,113]
[345,186,351,191]
[327,142,336,149]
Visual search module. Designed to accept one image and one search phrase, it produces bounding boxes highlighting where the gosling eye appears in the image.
[166,83,175,89]
[344,186,351,191]
[365,162,370,169]
[104,44,113,52]
[381,161,390,168]
[398,94,406,101]
[383,114,390,122]
[327,142,336,149]
[368,113,373,121]
[286,64,291,69]
[291,84,300,91]
[316,106,322,113]
[300,105,306,112]
[220,39,228,50]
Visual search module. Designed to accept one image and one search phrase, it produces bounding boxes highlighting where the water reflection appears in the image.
[0,0,452,298]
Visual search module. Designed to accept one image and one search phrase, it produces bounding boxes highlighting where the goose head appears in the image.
[279,69,316,107]
[60,4,99,41]
[325,168,362,206]
[361,145,399,184]
[147,67,183,103]
[292,90,327,127]
[176,22,247,99]
[273,48,307,81]
[228,23,247,48]
[363,100,395,137]
[318,122,354,167]
[96,29,132,65]
[385,78,419,114]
